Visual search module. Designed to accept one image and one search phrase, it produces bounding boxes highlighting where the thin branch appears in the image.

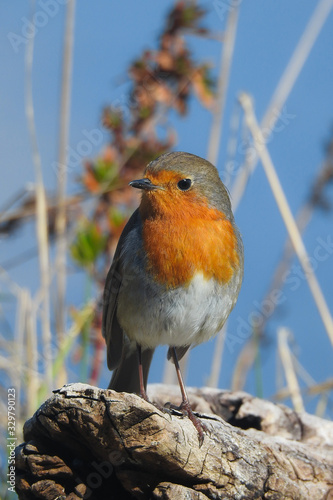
[231,337,256,392]
[315,393,329,418]
[231,142,333,392]
[0,185,34,222]
[163,357,175,386]
[14,288,28,422]
[231,0,333,211]
[239,92,333,348]
[25,0,52,394]
[26,293,39,418]
[278,327,304,412]
[206,324,227,388]
[207,3,239,165]
[224,0,333,389]
[205,5,240,388]
[0,192,85,227]
[273,356,333,416]
[308,379,333,395]
[55,0,76,363]
[0,266,23,296]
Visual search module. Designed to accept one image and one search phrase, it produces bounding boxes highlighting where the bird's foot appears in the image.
[179,399,207,446]
[164,400,207,446]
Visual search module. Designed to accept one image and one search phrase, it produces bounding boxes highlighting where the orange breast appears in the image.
[140,193,240,288]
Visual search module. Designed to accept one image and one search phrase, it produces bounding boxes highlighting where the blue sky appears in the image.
[1,1,333,416]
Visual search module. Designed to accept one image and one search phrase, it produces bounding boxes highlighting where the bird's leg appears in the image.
[170,346,206,446]
[137,344,150,402]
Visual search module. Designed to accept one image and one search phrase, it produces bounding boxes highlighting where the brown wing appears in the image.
[102,209,140,371]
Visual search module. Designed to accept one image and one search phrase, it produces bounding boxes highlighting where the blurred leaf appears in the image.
[192,65,215,108]
[93,159,118,185]
[167,2,206,33]
[70,222,107,268]
[175,54,191,76]
[82,159,119,193]
[183,5,202,26]
[109,206,126,228]
[139,105,154,120]
[102,108,124,131]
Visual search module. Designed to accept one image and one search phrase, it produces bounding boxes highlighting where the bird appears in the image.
[102,151,243,443]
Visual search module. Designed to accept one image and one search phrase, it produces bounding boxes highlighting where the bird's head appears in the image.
[130,152,233,222]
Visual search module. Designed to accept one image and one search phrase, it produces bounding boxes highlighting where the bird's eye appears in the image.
[177,178,192,191]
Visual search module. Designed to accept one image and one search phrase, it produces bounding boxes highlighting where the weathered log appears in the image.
[15,383,333,499]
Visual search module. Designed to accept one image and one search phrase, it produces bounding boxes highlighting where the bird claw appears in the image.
[179,400,207,446]
[163,401,183,415]
[163,400,207,446]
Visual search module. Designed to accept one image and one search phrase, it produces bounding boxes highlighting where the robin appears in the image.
[102,151,243,443]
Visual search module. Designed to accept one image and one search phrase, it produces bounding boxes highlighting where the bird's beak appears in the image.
[129,178,162,191]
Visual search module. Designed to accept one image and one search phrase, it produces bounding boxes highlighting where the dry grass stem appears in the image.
[231,338,257,392]
[231,0,333,211]
[26,293,39,418]
[25,0,52,394]
[14,288,29,421]
[205,5,239,388]
[206,322,227,388]
[240,92,333,348]
[55,0,76,383]
[278,327,304,413]
[207,4,239,165]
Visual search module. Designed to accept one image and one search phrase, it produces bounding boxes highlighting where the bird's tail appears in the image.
[108,345,155,394]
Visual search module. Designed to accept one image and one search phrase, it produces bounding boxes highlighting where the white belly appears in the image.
[117,270,241,348]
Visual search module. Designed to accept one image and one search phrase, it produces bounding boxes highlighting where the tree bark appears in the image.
[15,383,333,499]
